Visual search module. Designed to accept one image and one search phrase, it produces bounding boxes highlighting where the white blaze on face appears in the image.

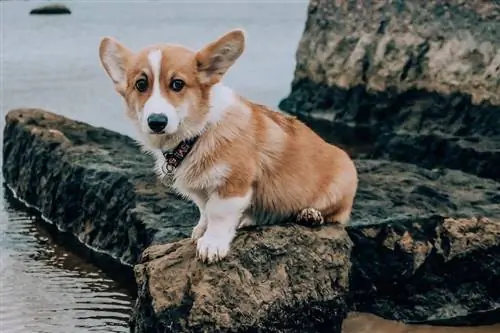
[142,49,180,134]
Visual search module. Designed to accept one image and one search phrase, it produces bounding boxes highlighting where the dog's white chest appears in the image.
[154,151,230,196]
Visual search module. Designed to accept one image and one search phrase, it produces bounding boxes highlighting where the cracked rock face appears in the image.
[348,216,500,324]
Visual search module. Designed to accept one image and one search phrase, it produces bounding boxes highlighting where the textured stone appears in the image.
[347,216,500,324]
[131,225,352,333]
[279,0,500,182]
[2,108,198,265]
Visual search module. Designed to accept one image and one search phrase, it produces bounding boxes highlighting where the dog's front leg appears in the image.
[188,191,209,241]
[196,190,252,263]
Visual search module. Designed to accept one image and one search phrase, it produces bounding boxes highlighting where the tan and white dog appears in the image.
[98,29,358,263]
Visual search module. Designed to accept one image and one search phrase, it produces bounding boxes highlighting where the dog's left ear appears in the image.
[195,29,245,85]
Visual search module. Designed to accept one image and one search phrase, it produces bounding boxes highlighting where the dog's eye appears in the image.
[135,77,148,92]
[170,79,185,92]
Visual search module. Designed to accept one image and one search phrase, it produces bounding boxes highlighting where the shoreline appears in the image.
[3,181,500,332]
[3,182,138,297]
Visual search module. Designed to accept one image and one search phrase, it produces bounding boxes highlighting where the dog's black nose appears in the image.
[147,113,168,133]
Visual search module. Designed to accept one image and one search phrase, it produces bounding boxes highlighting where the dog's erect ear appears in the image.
[99,37,133,94]
[195,29,245,85]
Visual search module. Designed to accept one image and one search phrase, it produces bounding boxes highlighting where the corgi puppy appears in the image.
[98,29,358,264]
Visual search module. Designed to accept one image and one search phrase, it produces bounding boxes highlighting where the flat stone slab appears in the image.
[343,312,500,333]
[3,108,198,265]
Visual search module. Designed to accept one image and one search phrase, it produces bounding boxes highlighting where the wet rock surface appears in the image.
[4,108,499,331]
[2,108,198,266]
[279,0,500,182]
[342,312,500,333]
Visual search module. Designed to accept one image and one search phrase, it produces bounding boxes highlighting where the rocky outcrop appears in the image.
[279,0,500,182]
[348,216,500,324]
[29,4,71,15]
[2,108,198,266]
[3,109,499,331]
[132,225,352,333]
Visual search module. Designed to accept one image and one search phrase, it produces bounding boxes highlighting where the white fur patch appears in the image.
[173,162,230,197]
[197,190,252,263]
[187,191,208,241]
[142,49,180,134]
[206,83,237,124]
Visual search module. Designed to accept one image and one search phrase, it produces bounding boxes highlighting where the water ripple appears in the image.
[0,195,133,333]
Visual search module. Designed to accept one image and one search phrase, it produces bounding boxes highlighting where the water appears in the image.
[0,1,309,331]
[0,186,133,333]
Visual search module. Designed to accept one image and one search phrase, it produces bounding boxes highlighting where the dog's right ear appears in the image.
[195,29,245,86]
[99,37,133,95]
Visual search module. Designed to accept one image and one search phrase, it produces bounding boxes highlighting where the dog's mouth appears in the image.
[148,131,165,135]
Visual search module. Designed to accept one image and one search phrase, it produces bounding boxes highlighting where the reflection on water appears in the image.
[0,188,133,333]
[343,312,500,333]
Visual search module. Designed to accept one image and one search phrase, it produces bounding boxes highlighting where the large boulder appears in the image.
[279,0,500,182]
[132,225,352,333]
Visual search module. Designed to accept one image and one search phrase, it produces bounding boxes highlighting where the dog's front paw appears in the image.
[196,231,232,264]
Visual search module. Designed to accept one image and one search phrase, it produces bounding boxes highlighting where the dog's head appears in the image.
[98,29,245,149]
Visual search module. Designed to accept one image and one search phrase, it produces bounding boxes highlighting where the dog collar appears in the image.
[162,136,199,174]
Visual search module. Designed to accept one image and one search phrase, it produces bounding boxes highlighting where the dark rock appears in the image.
[347,216,500,324]
[131,225,352,333]
[2,108,198,266]
[279,0,500,182]
[3,109,500,330]
[30,4,71,15]
[342,312,500,333]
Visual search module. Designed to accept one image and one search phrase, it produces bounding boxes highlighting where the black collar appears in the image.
[162,136,199,172]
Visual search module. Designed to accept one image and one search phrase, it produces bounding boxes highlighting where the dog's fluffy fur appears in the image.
[98,29,358,263]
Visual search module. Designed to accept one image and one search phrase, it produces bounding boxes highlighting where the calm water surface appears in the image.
[1,1,309,332]
[0,186,133,333]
